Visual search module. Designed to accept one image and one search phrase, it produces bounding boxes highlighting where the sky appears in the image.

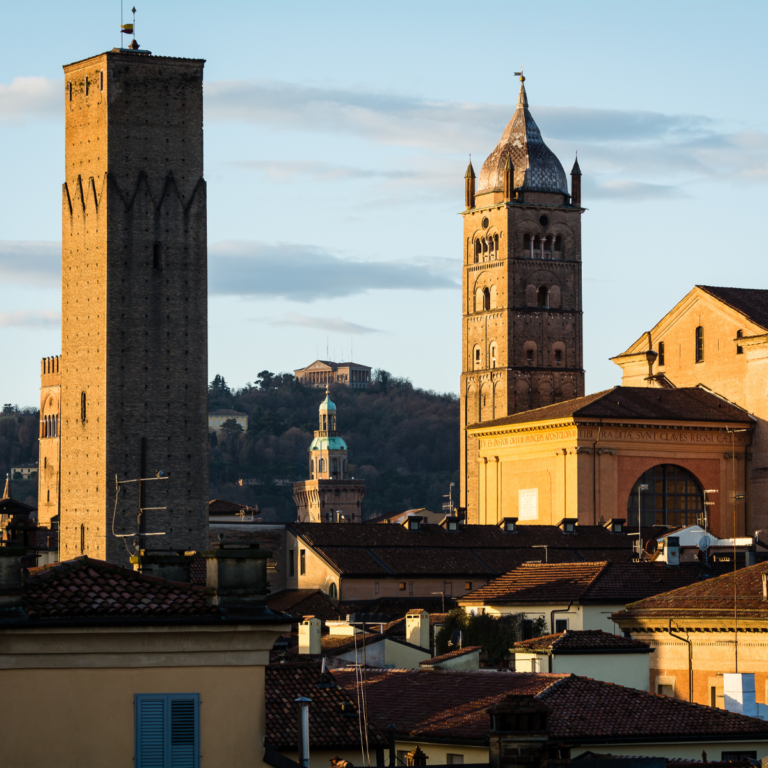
[2,0,768,407]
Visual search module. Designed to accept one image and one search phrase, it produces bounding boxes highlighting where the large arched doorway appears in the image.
[627,464,703,527]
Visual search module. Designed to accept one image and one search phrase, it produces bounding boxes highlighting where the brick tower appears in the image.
[57,44,208,564]
[460,77,585,523]
[293,389,365,522]
[38,356,62,529]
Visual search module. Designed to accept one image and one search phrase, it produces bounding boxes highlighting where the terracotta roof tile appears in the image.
[267,589,344,622]
[474,387,752,430]
[332,669,768,744]
[461,562,723,605]
[616,560,768,620]
[22,557,218,621]
[420,646,482,665]
[513,630,651,653]
[265,662,386,750]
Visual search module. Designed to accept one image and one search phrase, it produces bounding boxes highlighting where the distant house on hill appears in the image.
[294,359,372,389]
[208,408,248,431]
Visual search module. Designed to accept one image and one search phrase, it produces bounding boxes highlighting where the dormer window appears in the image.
[408,519,420,531]
[499,518,518,533]
[558,518,576,534]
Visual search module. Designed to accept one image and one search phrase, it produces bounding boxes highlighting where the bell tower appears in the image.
[459,77,585,524]
[57,44,209,564]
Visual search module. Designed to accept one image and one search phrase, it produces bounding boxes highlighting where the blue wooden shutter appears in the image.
[169,694,199,768]
[135,694,199,768]
[136,695,166,767]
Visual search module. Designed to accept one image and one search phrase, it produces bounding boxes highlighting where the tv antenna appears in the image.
[112,470,170,554]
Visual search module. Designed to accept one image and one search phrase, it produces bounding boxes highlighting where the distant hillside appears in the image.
[208,370,460,521]
[0,406,40,507]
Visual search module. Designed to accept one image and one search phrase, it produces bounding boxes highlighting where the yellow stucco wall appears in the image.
[0,665,266,768]
[551,653,650,691]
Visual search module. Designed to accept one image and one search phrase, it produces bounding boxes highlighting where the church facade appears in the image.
[460,78,585,523]
[38,45,210,565]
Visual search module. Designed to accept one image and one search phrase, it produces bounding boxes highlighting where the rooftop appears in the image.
[513,630,651,654]
[460,561,717,606]
[267,589,343,623]
[289,522,662,579]
[332,669,768,745]
[419,646,482,666]
[698,286,768,331]
[615,560,768,621]
[4,556,287,628]
[265,662,385,751]
[472,386,753,430]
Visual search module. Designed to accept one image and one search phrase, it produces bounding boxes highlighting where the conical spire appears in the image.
[571,156,582,176]
[464,160,476,179]
[517,80,528,109]
[2,473,11,501]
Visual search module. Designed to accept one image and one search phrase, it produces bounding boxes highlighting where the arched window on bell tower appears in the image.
[537,286,549,308]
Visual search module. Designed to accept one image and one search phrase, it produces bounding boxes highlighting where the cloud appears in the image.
[0,77,60,124]
[209,240,457,302]
[0,241,60,286]
[231,160,417,183]
[0,310,60,328]
[585,179,689,201]
[255,312,382,335]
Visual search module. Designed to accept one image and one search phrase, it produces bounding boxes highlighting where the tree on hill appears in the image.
[208,370,459,520]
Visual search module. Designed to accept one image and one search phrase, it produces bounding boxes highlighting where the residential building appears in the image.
[265,662,386,768]
[458,561,731,636]
[293,390,365,522]
[283,518,664,603]
[466,386,752,534]
[0,542,291,767]
[209,409,248,431]
[419,645,482,671]
[43,44,210,566]
[334,668,768,763]
[461,75,585,524]
[10,462,38,480]
[511,629,652,690]
[613,286,768,533]
[612,560,768,706]
[294,360,372,389]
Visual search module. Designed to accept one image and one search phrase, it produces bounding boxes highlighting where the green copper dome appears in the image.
[309,436,347,451]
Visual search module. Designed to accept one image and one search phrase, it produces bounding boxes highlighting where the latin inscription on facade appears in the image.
[519,488,538,520]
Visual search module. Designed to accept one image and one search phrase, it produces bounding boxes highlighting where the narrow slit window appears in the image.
[99,71,104,91]
[84,76,89,96]
[153,242,162,271]
[658,341,665,366]
[737,330,743,355]
[68,82,72,101]
[80,391,87,421]
[80,524,85,553]
[695,326,704,363]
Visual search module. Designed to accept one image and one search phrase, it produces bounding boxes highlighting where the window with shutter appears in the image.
[135,694,200,768]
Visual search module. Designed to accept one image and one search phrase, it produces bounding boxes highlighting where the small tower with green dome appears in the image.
[293,387,366,522]
[310,387,348,480]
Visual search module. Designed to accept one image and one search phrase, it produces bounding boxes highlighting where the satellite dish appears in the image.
[699,535,711,551]
[449,629,464,648]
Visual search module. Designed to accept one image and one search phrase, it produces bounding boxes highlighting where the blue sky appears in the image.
[2,0,768,406]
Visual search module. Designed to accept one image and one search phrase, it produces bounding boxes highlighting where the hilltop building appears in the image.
[208,409,248,432]
[38,45,209,565]
[294,360,372,389]
[293,389,365,522]
[460,76,585,523]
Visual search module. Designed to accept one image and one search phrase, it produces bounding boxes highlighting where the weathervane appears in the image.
[120,4,137,48]
[514,66,525,83]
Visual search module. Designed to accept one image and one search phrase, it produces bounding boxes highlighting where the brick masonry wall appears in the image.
[38,359,62,529]
[59,51,208,565]
[461,193,584,522]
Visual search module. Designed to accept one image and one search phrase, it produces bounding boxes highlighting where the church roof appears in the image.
[478,80,569,196]
[471,386,753,430]
[697,286,768,331]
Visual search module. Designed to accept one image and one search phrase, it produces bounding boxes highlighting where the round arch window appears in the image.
[628,464,703,527]
[482,216,490,229]
[539,215,550,227]
[329,583,338,600]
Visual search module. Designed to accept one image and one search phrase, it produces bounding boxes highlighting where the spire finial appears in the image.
[2,473,11,501]
[514,69,528,109]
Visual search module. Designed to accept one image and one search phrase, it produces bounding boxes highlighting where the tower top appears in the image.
[571,155,582,176]
[477,81,568,197]
[465,159,476,179]
[320,386,337,412]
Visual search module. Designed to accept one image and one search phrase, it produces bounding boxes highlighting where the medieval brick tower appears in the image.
[460,78,585,523]
[54,45,209,564]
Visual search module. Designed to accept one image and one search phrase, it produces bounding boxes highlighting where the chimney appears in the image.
[295,697,312,768]
[0,545,25,610]
[405,747,428,766]
[664,536,680,566]
[202,543,270,610]
[762,573,767,600]
[503,157,514,202]
[406,609,430,650]
[570,156,581,208]
[724,673,757,717]
[299,616,322,654]
[130,550,193,583]
[465,160,476,210]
